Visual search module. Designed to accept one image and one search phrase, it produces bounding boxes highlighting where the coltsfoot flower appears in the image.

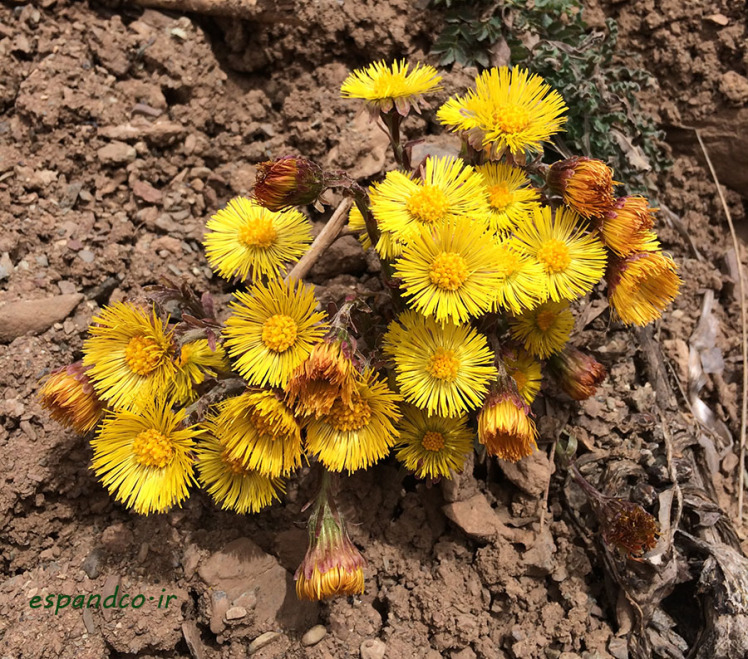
[599,196,660,257]
[509,300,574,359]
[394,405,473,480]
[204,196,312,281]
[503,347,542,405]
[384,311,496,417]
[39,362,104,433]
[83,302,176,412]
[548,346,607,400]
[340,59,442,118]
[224,277,329,387]
[438,67,567,156]
[253,156,325,211]
[91,397,197,515]
[477,380,538,462]
[476,162,541,234]
[547,156,617,219]
[492,239,548,315]
[171,339,229,404]
[512,206,607,302]
[607,251,681,326]
[305,369,401,474]
[196,433,285,514]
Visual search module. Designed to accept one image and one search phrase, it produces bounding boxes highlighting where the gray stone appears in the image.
[82,548,102,579]
[79,249,95,263]
[0,252,13,280]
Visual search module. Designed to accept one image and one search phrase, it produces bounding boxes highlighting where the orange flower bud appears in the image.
[547,156,616,219]
[39,362,105,433]
[254,156,325,211]
[548,346,607,401]
[477,378,538,462]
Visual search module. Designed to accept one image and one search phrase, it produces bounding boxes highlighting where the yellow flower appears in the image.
[285,339,357,418]
[370,156,489,246]
[206,390,303,478]
[477,385,538,462]
[394,405,474,480]
[437,67,567,156]
[39,362,105,434]
[475,162,541,234]
[224,277,329,388]
[608,251,681,326]
[512,206,607,302]
[503,348,542,405]
[305,369,401,473]
[491,239,548,315]
[204,196,312,281]
[384,311,496,417]
[394,218,504,325]
[348,202,402,259]
[599,196,659,257]
[509,300,574,359]
[196,433,285,514]
[340,59,442,117]
[348,204,372,251]
[91,397,197,515]
[547,156,617,219]
[171,339,229,404]
[83,302,176,411]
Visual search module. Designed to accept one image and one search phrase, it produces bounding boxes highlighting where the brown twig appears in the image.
[284,199,352,282]
[694,129,748,523]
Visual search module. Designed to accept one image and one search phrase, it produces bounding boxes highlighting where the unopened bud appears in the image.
[254,156,325,211]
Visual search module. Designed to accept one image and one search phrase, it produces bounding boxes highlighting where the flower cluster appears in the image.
[39,59,677,601]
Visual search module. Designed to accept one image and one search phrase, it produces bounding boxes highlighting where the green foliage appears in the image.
[429,0,671,194]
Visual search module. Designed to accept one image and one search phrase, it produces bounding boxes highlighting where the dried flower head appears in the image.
[39,362,105,434]
[599,497,660,559]
[548,346,607,401]
[547,156,617,219]
[253,156,326,211]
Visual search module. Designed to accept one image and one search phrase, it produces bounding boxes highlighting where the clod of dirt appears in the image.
[498,450,552,497]
[442,493,511,542]
[0,293,83,342]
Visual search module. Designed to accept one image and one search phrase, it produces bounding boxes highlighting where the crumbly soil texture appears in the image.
[1,1,747,658]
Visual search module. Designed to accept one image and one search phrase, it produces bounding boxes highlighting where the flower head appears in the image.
[224,277,329,387]
[438,67,567,156]
[607,251,681,326]
[340,59,442,118]
[295,481,366,601]
[83,302,176,411]
[91,397,197,514]
[206,390,303,478]
[204,196,312,281]
[384,311,496,417]
[509,300,574,359]
[39,362,105,433]
[370,156,489,246]
[475,162,541,234]
[503,348,542,404]
[477,380,538,462]
[547,156,617,219]
[395,405,473,480]
[171,339,229,404]
[599,498,659,559]
[548,346,607,400]
[196,433,285,514]
[305,369,401,473]
[599,196,659,257]
[253,156,325,211]
[512,206,607,302]
[285,338,357,418]
[491,239,548,315]
[394,218,504,325]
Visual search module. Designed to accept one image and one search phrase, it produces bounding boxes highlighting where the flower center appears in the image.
[426,347,460,382]
[250,411,277,438]
[536,239,571,274]
[125,336,163,376]
[421,430,446,452]
[510,370,528,392]
[535,310,557,332]
[487,183,514,212]
[496,249,521,279]
[406,185,450,224]
[492,104,531,134]
[238,217,278,249]
[222,449,249,475]
[429,251,469,291]
[133,428,174,469]
[327,397,372,432]
[262,314,298,353]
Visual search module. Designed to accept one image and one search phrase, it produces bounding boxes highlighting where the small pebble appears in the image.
[225,606,247,621]
[360,638,386,659]
[249,631,282,653]
[301,624,327,647]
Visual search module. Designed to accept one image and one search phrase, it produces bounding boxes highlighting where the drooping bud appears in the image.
[607,250,681,326]
[477,376,538,462]
[295,473,366,601]
[39,362,105,433]
[254,156,325,211]
[547,156,616,219]
[547,346,607,401]
[598,196,659,257]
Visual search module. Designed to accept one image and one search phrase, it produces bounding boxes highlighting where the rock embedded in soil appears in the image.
[301,624,327,646]
[442,493,511,542]
[360,638,386,659]
[248,631,283,653]
[309,235,367,282]
[0,293,83,342]
[97,140,137,165]
[498,451,552,497]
